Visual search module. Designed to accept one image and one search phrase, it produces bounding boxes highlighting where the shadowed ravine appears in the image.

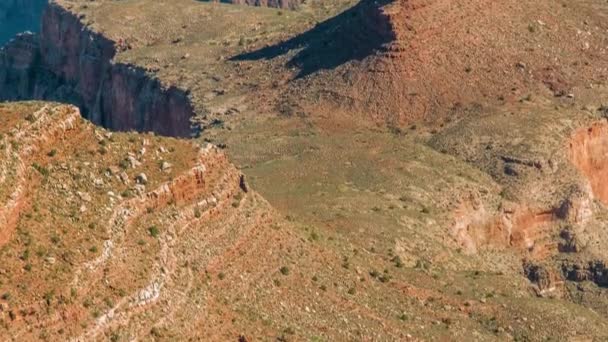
[0,3,196,138]
[232,0,394,78]
[0,0,47,45]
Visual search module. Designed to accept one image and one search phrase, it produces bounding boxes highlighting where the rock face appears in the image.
[0,0,47,45]
[0,3,194,137]
[562,260,608,287]
[568,122,608,205]
[210,0,304,9]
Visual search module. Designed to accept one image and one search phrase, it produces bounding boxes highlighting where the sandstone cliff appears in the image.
[0,3,194,137]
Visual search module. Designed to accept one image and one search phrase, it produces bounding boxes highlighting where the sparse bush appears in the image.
[151,327,162,337]
[378,274,391,283]
[119,159,129,169]
[104,297,114,308]
[391,256,404,268]
[43,291,54,306]
[309,231,319,242]
[32,163,50,177]
[148,226,160,238]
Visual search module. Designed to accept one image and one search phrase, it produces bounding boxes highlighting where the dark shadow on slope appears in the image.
[231,0,395,78]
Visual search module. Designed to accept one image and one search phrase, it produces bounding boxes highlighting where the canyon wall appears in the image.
[0,3,194,137]
[0,0,47,45]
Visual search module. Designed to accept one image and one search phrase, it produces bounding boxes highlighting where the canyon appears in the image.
[0,2,194,137]
[2,0,608,340]
[0,0,47,45]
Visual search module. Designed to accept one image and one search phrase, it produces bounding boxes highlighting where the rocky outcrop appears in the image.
[0,3,195,137]
[0,0,47,45]
[209,0,304,10]
[562,260,608,287]
[568,122,608,205]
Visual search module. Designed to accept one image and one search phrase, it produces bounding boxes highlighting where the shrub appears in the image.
[32,163,50,177]
[148,226,160,238]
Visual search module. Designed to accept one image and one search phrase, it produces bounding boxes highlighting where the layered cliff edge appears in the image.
[0,2,195,137]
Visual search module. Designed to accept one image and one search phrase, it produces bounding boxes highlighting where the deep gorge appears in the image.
[0,0,47,45]
[0,2,195,137]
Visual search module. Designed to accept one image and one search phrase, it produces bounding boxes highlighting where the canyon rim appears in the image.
[2,0,608,340]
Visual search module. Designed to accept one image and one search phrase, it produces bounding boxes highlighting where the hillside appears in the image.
[236,0,608,127]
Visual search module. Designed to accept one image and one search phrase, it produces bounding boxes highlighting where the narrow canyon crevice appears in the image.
[0,3,195,138]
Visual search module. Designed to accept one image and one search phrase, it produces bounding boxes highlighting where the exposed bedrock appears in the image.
[562,260,608,287]
[452,193,592,258]
[568,122,608,206]
[0,3,195,137]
